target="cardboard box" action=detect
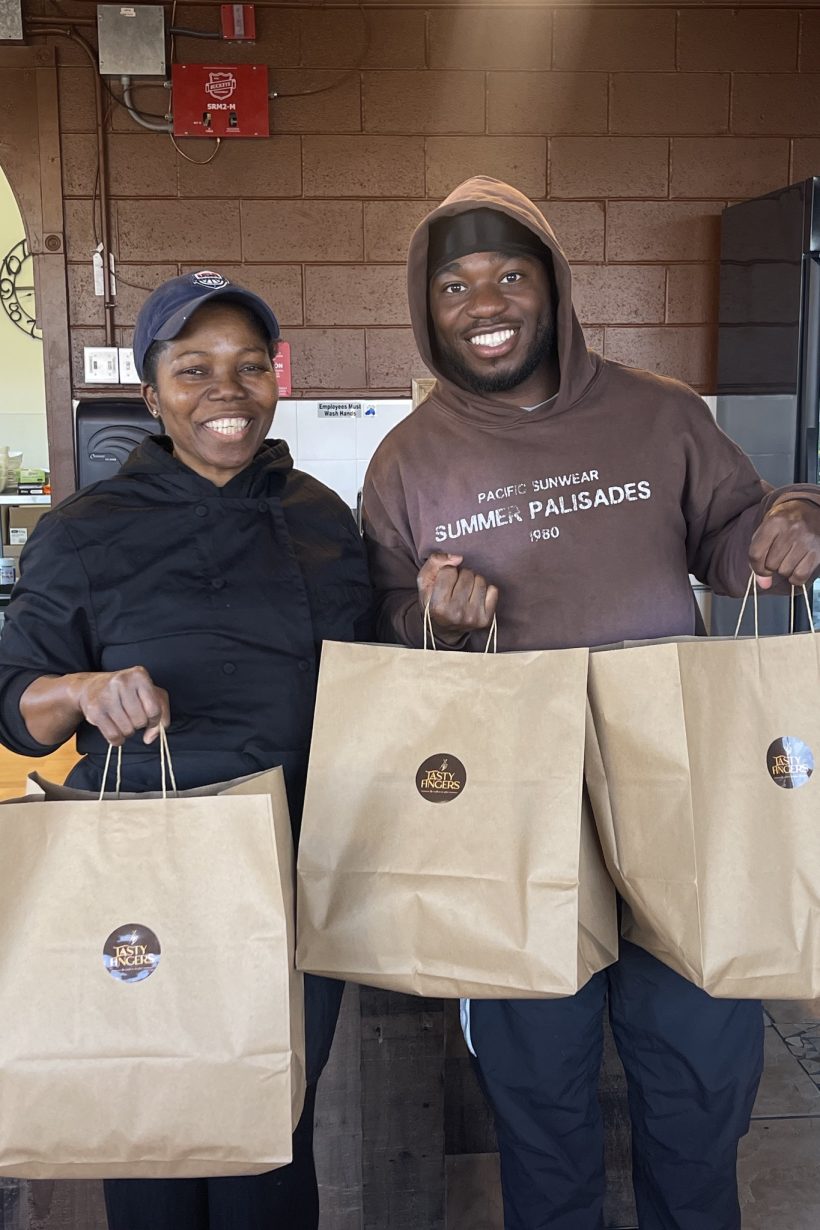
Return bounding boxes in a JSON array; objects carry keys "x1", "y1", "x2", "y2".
[{"x1": 7, "y1": 506, "x2": 47, "y2": 545}]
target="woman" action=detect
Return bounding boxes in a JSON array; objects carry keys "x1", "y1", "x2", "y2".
[{"x1": 0, "y1": 270, "x2": 372, "y2": 1230}]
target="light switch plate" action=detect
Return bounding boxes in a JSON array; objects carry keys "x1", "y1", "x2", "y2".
[
  {"x1": 0, "y1": 0, "x2": 23, "y2": 41},
  {"x1": 118, "y1": 348, "x2": 141, "y2": 384},
  {"x1": 84, "y1": 346, "x2": 119, "y2": 384}
]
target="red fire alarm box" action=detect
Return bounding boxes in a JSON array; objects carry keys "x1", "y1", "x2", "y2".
[
  {"x1": 221, "y1": 4, "x2": 256, "y2": 41},
  {"x1": 172, "y1": 64, "x2": 269, "y2": 138},
  {"x1": 274, "y1": 342, "x2": 292, "y2": 397}
]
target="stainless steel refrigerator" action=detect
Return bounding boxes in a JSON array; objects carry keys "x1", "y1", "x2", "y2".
[{"x1": 714, "y1": 175, "x2": 820, "y2": 635}]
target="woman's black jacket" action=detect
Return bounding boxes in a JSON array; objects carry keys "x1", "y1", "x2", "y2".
[{"x1": 0, "y1": 435, "x2": 374, "y2": 825}]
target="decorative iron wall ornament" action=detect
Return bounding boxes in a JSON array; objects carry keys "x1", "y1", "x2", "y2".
[{"x1": 0, "y1": 237, "x2": 42, "y2": 339}]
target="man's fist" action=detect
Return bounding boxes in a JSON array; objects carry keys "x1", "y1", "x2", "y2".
[
  {"x1": 417, "y1": 552, "x2": 499, "y2": 645},
  {"x1": 749, "y1": 500, "x2": 820, "y2": 590}
]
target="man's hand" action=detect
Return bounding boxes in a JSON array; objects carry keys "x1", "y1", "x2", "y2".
[
  {"x1": 417, "y1": 552, "x2": 499, "y2": 645},
  {"x1": 749, "y1": 500, "x2": 820, "y2": 590}
]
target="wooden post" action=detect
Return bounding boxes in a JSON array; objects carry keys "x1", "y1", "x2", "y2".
[{"x1": 0, "y1": 47, "x2": 73, "y2": 504}]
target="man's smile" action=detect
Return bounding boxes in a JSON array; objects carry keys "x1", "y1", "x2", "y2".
[{"x1": 466, "y1": 326, "x2": 520, "y2": 358}]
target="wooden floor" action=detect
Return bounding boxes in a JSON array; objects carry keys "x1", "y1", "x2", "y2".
[{"x1": 0, "y1": 741, "x2": 78, "y2": 800}]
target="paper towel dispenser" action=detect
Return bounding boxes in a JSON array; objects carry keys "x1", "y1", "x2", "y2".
[{"x1": 75, "y1": 399, "x2": 157, "y2": 489}]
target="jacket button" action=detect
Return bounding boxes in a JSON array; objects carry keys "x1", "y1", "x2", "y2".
[
  {"x1": 298, "y1": 660, "x2": 311, "y2": 672},
  {"x1": 211, "y1": 577, "x2": 225, "y2": 589},
  {"x1": 257, "y1": 500, "x2": 268, "y2": 513},
  {"x1": 195, "y1": 504, "x2": 208, "y2": 517},
  {"x1": 222, "y1": 662, "x2": 236, "y2": 675}
]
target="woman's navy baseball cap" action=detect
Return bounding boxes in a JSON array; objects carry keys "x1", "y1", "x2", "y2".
[{"x1": 132, "y1": 270, "x2": 280, "y2": 379}]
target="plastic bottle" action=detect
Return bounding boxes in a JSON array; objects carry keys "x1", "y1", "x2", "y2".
[{"x1": 0, "y1": 556, "x2": 17, "y2": 596}]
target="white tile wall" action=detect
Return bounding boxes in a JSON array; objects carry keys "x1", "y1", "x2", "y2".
[
  {"x1": 355, "y1": 458, "x2": 371, "y2": 492},
  {"x1": 296, "y1": 400, "x2": 358, "y2": 460},
  {"x1": 269, "y1": 397, "x2": 413, "y2": 509},
  {"x1": 297, "y1": 458, "x2": 360, "y2": 507},
  {"x1": 270, "y1": 398, "x2": 297, "y2": 450},
  {"x1": 355, "y1": 402, "x2": 412, "y2": 458}
]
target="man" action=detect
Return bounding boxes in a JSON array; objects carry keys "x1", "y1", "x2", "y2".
[{"x1": 361, "y1": 176, "x2": 820, "y2": 1230}]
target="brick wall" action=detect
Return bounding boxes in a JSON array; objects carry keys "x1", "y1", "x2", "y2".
[{"x1": 36, "y1": 1, "x2": 820, "y2": 397}]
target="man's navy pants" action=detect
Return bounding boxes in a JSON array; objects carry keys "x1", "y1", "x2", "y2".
[{"x1": 467, "y1": 939, "x2": 764, "y2": 1230}]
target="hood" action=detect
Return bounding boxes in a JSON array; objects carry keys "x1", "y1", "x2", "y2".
[
  {"x1": 116, "y1": 434, "x2": 293, "y2": 499},
  {"x1": 408, "y1": 176, "x2": 599, "y2": 427}
]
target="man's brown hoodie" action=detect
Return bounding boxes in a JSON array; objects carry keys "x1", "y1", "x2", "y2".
[{"x1": 362, "y1": 177, "x2": 817, "y2": 651}]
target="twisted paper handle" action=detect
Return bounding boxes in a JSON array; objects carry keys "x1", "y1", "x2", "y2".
[
  {"x1": 734, "y1": 575, "x2": 814, "y2": 640},
  {"x1": 423, "y1": 602, "x2": 497, "y2": 654},
  {"x1": 98, "y1": 724, "x2": 178, "y2": 801}
]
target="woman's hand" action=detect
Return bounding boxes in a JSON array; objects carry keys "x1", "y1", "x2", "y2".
[
  {"x1": 73, "y1": 668, "x2": 170, "y2": 745},
  {"x1": 20, "y1": 667, "x2": 170, "y2": 748}
]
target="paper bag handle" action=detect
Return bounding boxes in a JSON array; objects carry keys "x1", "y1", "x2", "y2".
[
  {"x1": 98, "y1": 725, "x2": 178, "y2": 801},
  {"x1": 423, "y1": 602, "x2": 497, "y2": 654},
  {"x1": 733, "y1": 574, "x2": 815, "y2": 639}
]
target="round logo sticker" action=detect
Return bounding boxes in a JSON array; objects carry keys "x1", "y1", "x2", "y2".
[
  {"x1": 103, "y1": 924, "x2": 161, "y2": 983},
  {"x1": 415, "y1": 754, "x2": 467, "y2": 803},
  {"x1": 191, "y1": 269, "x2": 228, "y2": 289},
  {"x1": 766, "y1": 737, "x2": 814, "y2": 790}
]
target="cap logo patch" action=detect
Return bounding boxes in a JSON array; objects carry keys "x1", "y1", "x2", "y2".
[{"x1": 191, "y1": 270, "x2": 228, "y2": 288}]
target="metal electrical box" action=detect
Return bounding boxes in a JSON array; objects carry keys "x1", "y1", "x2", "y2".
[
  {"x1": 172, "y1": 64, "x2": 269, "y2": 138},
  {"x1": 0, "y1": 0, "x2": 23, "y2": 42},
  {"x1": 97, "y1": 5, "x2": 166, "y2": 77},
  {"x1": 220, "y1": 4, "x2": 256, "y2": 41}
]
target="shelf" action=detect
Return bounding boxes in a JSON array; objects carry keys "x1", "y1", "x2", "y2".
[{"x1": 0, "y1": 495, "x2": 50, "y2": 505}]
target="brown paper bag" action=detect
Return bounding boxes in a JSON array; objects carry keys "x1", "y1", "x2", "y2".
[
  {"x1": 0, "y1": 765, "x2": 305, "y2": 1179},
  {"x1": 297, "y1": 640, "x2": 617, "y2": 998},
  {"x1": 587, "y1": 629, "x2": 820, "y2": 998}
]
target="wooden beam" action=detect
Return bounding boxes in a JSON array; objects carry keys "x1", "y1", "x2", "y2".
[
  {"x1": 0, "y1": 46, "x2": 74, "y2": 503},
  {"x1": 34, "y1": 53, "x2": 74, "y2": 504}
]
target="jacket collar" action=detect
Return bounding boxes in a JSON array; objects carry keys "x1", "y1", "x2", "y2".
[{"x1": 119, "y1": 435, "x2": 294, "y2": 498}]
